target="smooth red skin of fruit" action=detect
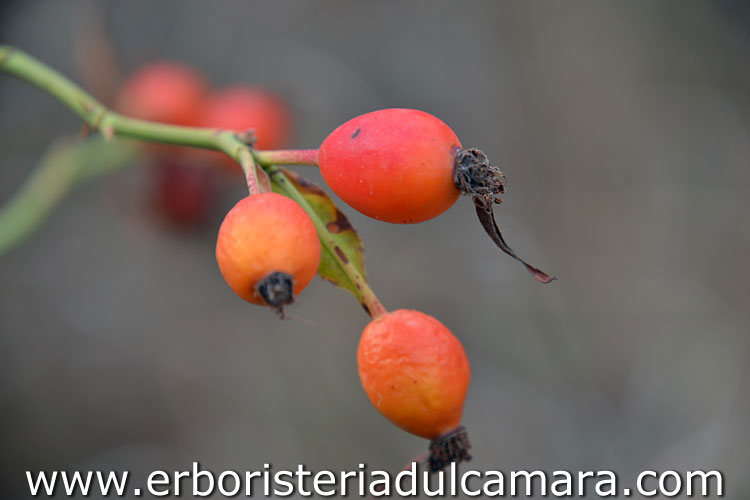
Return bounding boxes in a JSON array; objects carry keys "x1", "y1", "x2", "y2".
[
  {"x1": 116, "y1": 62, "x2": 207, "y2": 126},
  {"x1": 357, "y1": 309, "x2": 470, "y2": 440},
  {"x1": 216, "y1": 193, "x2": 320, "y2": 305},
  {"x1": 318, "y1": 109, "x2": 462, "y2": 224}
]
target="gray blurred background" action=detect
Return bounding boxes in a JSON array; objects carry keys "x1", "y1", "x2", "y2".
[{"x1": 1, "y1": 1, "x2": 748, "y2": 498}]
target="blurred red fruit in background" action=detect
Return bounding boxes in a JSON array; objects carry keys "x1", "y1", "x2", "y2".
[
  {"x1": 151, "y1": 162, "x2": 215, "y2": 228},
  {"x1": 116, "y1": 62, "x2": 216, "y2": 228},
  {"x1": 198, "y1": 86, "x2": 290, "y2": 149},
  {"x1": 196, "y1": 86, "x2": 291, "y2": 171},
  {"x1": 116, "y1": 61, "x2": 207, "y2": 127}
]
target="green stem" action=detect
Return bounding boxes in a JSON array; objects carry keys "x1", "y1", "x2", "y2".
[
  {"x1": 0, "y1": 45, "x2": 260, "y2": 194},
  {"x1": 267, "y1": 165, "x2": 387, "y2": 319}
]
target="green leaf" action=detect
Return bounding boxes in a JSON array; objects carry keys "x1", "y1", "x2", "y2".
[{"x1": 269, "y1": 167, "x2": 367, "y2": 299}]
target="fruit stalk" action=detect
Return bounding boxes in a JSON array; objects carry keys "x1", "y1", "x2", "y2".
[
  {"x1": 254, "y1": 149, "x2": 319, "y2": 167},
  {"x1": 0, "y1": 45, "x2": 262, "y2": 195}
]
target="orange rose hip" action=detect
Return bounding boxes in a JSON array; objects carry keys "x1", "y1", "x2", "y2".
[
  {"x1": 357, "y1": 309, "x2": 471, "y2": 470},
  {"x1": 216, "y1": 193, "x2": 320, "y2": 314}
]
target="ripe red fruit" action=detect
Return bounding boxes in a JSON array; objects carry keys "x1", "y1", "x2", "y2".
[
  {"x1": 116, "y1": 61, "x2": 207, "y2": 126},
  {"x1": 318, "y1": 108, "x2": 462, "y2": 224},
  {"x1": 357, "y1": 309, "x2": 471, "y2": 469},
  {"x1": 318, "y1": 108, "x2": 555, "y2": 283},
  {"x1": 215, "y1": 193, "x2": 320, "y2": 314}
]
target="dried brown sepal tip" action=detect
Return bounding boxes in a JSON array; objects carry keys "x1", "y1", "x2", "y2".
[
  {"x1": 454, "y1": 148, "x2": 506, "y2": 207},
  {"x1": 428, "y1": 426, "x2": 472, "y2": 473},
  {"x1": 256, "y1": 271, "x2": 295, "y2": 318},
  {"x1": 454, "y1": 148, "x2": 556, "y2": 285}
]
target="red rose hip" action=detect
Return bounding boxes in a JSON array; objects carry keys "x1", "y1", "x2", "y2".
[
  {"x1": 318, "y1": 108, "x2": 555, "y2": 283},
  {"x1": 318, "y1": 108, "x2": 462, "y2": 224}
]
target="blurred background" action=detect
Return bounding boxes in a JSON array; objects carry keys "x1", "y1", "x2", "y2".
[{"x1": 1, "y1": 1, "x2": 748, "y2": 498}]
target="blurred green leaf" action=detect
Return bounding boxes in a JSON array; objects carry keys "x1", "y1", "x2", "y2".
[{"x1": 0, "y1": 137, "x2": 137, "y2": 255}]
